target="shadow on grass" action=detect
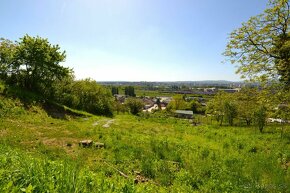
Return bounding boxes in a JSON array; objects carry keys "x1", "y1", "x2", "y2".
[{"x1": 3, "y1": 85, "x2": 91, "y2": 119}]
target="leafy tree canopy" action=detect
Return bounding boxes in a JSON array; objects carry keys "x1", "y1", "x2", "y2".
[
  {"x1": 125, "y1": 86, "x2": 136, "y2": 97},
  {"x1": 0, "y1": 35, "x2": 71, "y2": 97},
  {"x1": 224, "y1": 0, "x2": 290, "y2": 89},
  {"x1": 0, "y1": 38, "x2": 16, "y2": 79},
  {"x1": 15, "y1": 35, "x2": 69, "y2": 91},
  {"x1": 53, "y1": 78, "x2": 114, "y2": 116},
  {"x1": 125, "y1": 98, "x2": 144, "y2": 115}
]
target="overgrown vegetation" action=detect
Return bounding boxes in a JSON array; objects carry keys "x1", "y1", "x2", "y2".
[
  {"x1": 53, "y1": 78, "x2": 114, "y2": 117},
  {"x1": 224, "y1": 0, "x2": 290, "y2": 89},
  {"x1": 0, "y1": 97, "x2": 289, "y2": 192},
  {"x1": 206, "y1": 87, "x2": 289, "y2": 133},
  {"x1": 124, "y1": 98, "x2": 144, "y2": 115},
  {"x1": 166, "y1": 95, "x2": 206, "y2": 114},
  {"x1": 0, "y1": 0, "x2": 289, "y2": 192},
  {"x1": 0, "y1": 36, "x2": 115, "y2": 117}
]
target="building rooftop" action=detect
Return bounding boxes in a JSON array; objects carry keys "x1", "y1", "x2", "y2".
[{"x1": 174, "y1": 110, "x2": 193, "y2": 115}]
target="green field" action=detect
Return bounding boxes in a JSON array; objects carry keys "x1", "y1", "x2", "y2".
[{"x1": 0, "y1": 95, "x2": 289, "y2": 192}]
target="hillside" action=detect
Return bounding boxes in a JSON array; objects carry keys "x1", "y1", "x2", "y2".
[
  {"x1": 0, "y1": 92, "x2": 289, "y2": 192},
  {"x1": 1, "y1": 1, "x2": 290, "y2": 192}
]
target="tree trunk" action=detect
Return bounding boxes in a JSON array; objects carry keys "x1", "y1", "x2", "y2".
[
  {"x1": 220, "y1": 115, "x2": 224, "y2": 126},
  {"x1": 259, "y1": 126, "x2": 263, "y2": 133},
  {"x1": 246, "y1": 119, "x2": 251, "y2": 126}
]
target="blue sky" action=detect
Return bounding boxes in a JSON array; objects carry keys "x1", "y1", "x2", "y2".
[{"x1": 0, "y1": 0, "x2": 268, "y2": 81}]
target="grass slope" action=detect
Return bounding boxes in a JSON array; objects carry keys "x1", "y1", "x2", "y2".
[{"x1": 0, "y1": 94, "x2": 290, "y2": 192}]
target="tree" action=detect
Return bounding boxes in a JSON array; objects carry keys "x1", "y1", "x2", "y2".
[
  {"x1": 206, "y1": 92, "x2": 238, "y2": 126},
  {"x1": 114, "y1": 100, "x2": 127, "y2": 114},
  {"x1": 254, "y1": 106, "x2": 267, "y2": 133},
  {"x1": 73, "y1": 79, "x2": 114, "y2": 116},
  {"x1": 125, "y1": 86, "x2": 136, "y2": 97},
  {"x1": 125, "y1": 98, "x2": 144, "y2": 115},
  {"x1": 190, "y1": 99, "x2": 204, "y2": 114},
  {"x1": 235, "y1": 88, "x2": 259, "y2": 126},
  {"x1": 14, "y1": 35, "x2": 69, "y2": 93},
  {"x1": 269, "y1": 86, "x2": 290, "y2": 137},
  {"x1": 224, "y1": 101, "x2": 237, "y2": 126},
  {"x1": 0, "y1": 38, "x2": 16, "y2": 80},
  {"x1": 0, "y1": 35, "x2": 70, "y2": 97},
  {"x1": 111, "y1": 86, "x2": 119, "y2": 95},
  {"x1": 224, "y1": 0, "x2": 290, "y2": 89},
  {"x1": 167, "y1": 95, "x2": 189, "y2": 111},
  {"x1": 156, "y1": 98, "x2": 161, "y2": 110},
  {"x1": 53, "y1": 78, "x2": 114, "y2": 116},
  {"x1": 206, "y1": 92, "x2": 227, "y2": 126}
]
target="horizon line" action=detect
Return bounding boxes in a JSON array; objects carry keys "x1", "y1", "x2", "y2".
[{"x1": 94, "y1": 80, "x2": 244, "y2": 83}]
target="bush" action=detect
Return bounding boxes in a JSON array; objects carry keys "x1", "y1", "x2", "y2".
[
  {"x1": 125, "y1": 98, "x2": 144, "y2": 115},
  {"x1": 0, "y1": 96, "x2": 25, "y2": 118},
  {"x1": 53, "y1": 78, "x2": 114, "y2": 117}
]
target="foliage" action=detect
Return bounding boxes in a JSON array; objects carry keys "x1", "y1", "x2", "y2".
[
  {"x1": 125, "y1": 86, "x2": 136, "y2": 97},
  {"x1": 254, "y1": 106, "x2": 267, "y2": 132},
  {"x1": 235, "y1": 87, "x2": 259, "y2": 126},
  {"x1": 0, "y1": 38, "x2": 16, "y2": 80},
  {"x1": 0, "y1": 96, "x2": 25, "y2": 118},
  {"x1": 207, "y1": 90, "x2": 264, "y2": 127},
  {"x1": 156, "y1": 98, "x2": 161, "y2": 110},
  {"x1": 224, "y1": 101, "x2": 237, "y2": 126},
  {"x1": 0, "y1": 96, "x2": 289, "y2": 192},
  {"x1": 206, "y1": 92, "x2": 228, "y2": 125},
  {"x1": 190, "y1": 99, "x2": 203, "y2": 114},
  {"x1": 114, "y1": 101, "x2": 128, "y2": 114},
  {"x1": 224, "y1": 0, "x2": 290, "y2": 89},
  {"x1": 53, "y1": 78, "x2": 114, "y2": 117},
  {"x1": 167, "y1": 95, "x2": 190, "y2": 111},
  {"x1": 0, "y1": 35, "x2": 71, "y2": 98},
  {"x1": 125, "y1": 98, "x2": 144, "y2": 115},
  {"x1": 0, "y1": 35, "x2": 118, "y2": 117},
  {"x1": 111, "y1": 86, "x2": 119, "y2": 95},
  {"x1": 0, "y1": 145, "x2": 140, "y2": 193},
  {"x1": 270, "y1": 85, "x2": 290, "y2": 120}
]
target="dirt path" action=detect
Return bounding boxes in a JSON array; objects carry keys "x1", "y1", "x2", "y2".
[
  {"x1": 92, "y1": 121, "x2": 99, "y2": 126},
  {"x1": 103, "y1": 119, "x2": 114, "y2": 128}
]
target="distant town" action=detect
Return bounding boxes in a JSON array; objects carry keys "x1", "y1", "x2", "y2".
[
  {"x1": 98, "y1": 80, "x2": 255, "y2": 95},
  {"x1": 99, "y1": 80, "x2": 257, "y2": 117}
]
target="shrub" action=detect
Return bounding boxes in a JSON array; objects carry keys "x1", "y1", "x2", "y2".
[
  {"x1": 125, "y1": 98, "x2": 144, "y2": 115},
  {"x1": 53, "y1": 78, "x2": 114, "y2": 117}
]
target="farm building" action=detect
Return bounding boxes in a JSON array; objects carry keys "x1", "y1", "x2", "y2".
[{"x1": 174, "y1": 110, "x2": 193, "y2": 119}]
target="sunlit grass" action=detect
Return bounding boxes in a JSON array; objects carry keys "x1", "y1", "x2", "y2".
[{"x1": 0, "y1": 97, "x2": 289, "y2": 192}]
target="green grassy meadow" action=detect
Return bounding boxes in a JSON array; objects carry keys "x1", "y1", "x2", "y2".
[{"x1": 0, "y1": 94, "x2": 290, "y2": 192}]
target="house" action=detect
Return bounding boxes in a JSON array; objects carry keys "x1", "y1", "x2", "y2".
[
  {"x1": 174, "y1": 110, "x2": 193, "y2": 119},
  {"x1": 159, "y1": 97, "x2": 172, "y2": 106},
  {"x1": 143, "y1": 104, "x2": 159, "y2": 112},
  {"x1": 218, "y1": 88, "x2": 241, "y2": 93},
  {"x1": 143, "y1": 97, "x2": 155, "y2": 110}
]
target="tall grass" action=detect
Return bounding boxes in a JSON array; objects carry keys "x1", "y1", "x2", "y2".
[
  {"x1": 0, "y1": 93, "x2": 289, "y2": 192},
  {"x1": 0, "y1": 145, "x2": 144, "y2": 193}
]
